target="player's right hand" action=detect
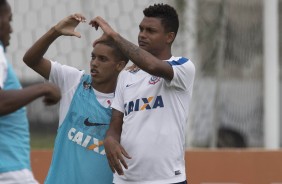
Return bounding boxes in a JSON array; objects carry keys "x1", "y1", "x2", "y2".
[{"x1": 54, "y1": 13, "x2": 86, "y2": 38}]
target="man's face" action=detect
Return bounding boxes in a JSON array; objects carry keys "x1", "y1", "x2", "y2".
[
  {"x1": 0, "y1": 3, "x2": 12, "y2": 49},
  {"x1": 90, "y1": 43, "x2": 123, "y2": 86},
  {"x1": 138, "y1": 17, "x2": 168, "y2": 56}
]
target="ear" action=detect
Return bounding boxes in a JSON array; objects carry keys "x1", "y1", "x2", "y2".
[
  {"x1": 166, "y1": 32, "x2": 176, "y2": 44},
  {"x1": 116, "y1": 61, "x2": 126, "y2": 72}
]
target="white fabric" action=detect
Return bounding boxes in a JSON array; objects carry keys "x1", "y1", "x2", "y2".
[
  {"x1": 0, "y1": 169, "x2": 39, "y2": 184},
  {"x1": 49, "y1": 61, "x2": 115, "y2": 127},
  {"x1": 0, "y1": 45, "x2": 8, "y2": 89},
  {"x1": 111, "y1": 56, "x2": 195, "y2": 184}
]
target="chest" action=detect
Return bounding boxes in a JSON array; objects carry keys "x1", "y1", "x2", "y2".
[{"x1": 123, "y1": 72, "x2": 164, "y2": 97}]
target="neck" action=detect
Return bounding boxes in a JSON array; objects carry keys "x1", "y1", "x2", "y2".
[
  {"x1": 91, "y1": 80, "x2": 117, "y2": 94},
  {"x1": 155, "y1": 52, "x2": 172, "y2": 61},
  {"x1": 153, "y1": 47, "x2": 172, "y2": 60}
]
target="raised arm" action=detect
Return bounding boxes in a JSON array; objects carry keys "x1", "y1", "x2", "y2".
[
  {"x1": 104, "y1": 109, "x2": 131, "y2": 175},
  {"x1": 0, "y1": 83, "x2": 61, "y2": 116},
  {"x1": 89, "y1": 16, "x2": 174, "y2": 80},
  {"x1": 23, "y1": 14, "x2": 86, "y2": 80}
]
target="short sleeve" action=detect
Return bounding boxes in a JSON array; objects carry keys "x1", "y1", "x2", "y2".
[
  {"x1": 49, "y1": 60, "x2": 84, "y2": 94},
  {"x1": 166, "y1": 57, "x2": 195, "y2": 92}
]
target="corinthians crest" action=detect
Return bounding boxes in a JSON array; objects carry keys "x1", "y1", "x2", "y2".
[{"x1": 149, "y1": 76, "x2": 160, "y2": 85}]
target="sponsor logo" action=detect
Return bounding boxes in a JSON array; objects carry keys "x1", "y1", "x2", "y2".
[
  {"x1": 126, "y1": 83, "x2": 134, "y2": 87},
  {"x1": 175, "y1": 170, "x2": 181, "y2": 175},
  {"x1": 129, "y1": 68, "x2": 140, "y2": 74},
  {"x1": 84, "y1": 118, "x2": 107, "y2": 127},
  {"x1": 68, "y1": 127, "x2": 105, "y2": 155},
  {"x1": 124, "y1": 95, "x2": 164, "y2": 116}
]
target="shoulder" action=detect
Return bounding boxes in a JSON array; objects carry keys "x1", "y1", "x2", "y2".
[
  {"x1": 169, "y1": 56, "x2": 195, "y2": 70},
  {"x1": 167, "y1": 56, "x2": 192, "y2": 66},
  {"x1": 119, "y1": 68, "x2": 142, "y2": 77}
]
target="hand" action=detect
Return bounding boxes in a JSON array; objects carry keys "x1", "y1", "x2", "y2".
[
  {"x1": 104, "y1": 136, "x2": 131, "y2": 175},
  {"x1": 42, "y1": 83, "x2": 61, "y2": 106},
  {"x1": 54, "y1": 13, "x2": 86, "y2": 38},
  {"x1": 89, "y1": 16, "x2": 117, "y2": 46}
]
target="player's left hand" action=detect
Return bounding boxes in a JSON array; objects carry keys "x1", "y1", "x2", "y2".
[{"x1": 89, "y1": 16, "x2": 117, "y2": 46}]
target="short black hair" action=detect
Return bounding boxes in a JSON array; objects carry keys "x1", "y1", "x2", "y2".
[
  {"x1": 0, "y1": 0, "x2": 9, "y2": 16},
  {"x1": 95, "y1": 40, "x2": 129, "y2": 64},
  {"x1": 0, "y1": 0, "x2": 7, "y2": 6},
  {"x1": 143, "y1": 3, "x2": 179, "y2": 35}
]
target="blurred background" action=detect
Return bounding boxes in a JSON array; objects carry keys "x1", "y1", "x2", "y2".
[{"x1": 6, "y1": 0, "x2": 281, "y2": 149}]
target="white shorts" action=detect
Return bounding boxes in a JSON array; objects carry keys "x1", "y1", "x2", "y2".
[{"x1": 0, "y1": 169, "x2": 39, "y2": 184}]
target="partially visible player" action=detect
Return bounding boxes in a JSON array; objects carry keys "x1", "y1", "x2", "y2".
[
  {"x1": 23, "y1": 14, "x2": 128, "y2": 184},
  {"x1": 0, "y1": 0, "x2": 61, "y2": 183},
  {"x1": 90, "y1": 3, "x2": 195, "y2": 184}
]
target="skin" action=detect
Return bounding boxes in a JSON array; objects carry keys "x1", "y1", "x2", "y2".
[
  {"x1": 23, "y1": 14, "x2": 126, "y2": 94},
  {"x1": 90, "y1": 43, "x2": 126, "y2": 93},
  {"x1": 0, "y1": 2, "x2": 61, "y2": 116},
  {"x1": 0, "y1": 83, "x2": 61, "y2": 116},
  {"x1": 89, "y1": 15, "x2": 177, "y2": 175},
  {"x1": 0, "y1": 2, "x2": 12, "y2": 49}
]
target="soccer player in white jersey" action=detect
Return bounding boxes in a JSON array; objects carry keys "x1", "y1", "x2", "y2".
[
  {"x1": 23, "y1": 14, "x2": 128, "y2": 183},
  {"x1": 90, "y1": 3, "x2": 195, "y2": 184}
]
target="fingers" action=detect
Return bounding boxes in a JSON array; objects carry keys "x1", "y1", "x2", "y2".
[
  {"x1": 73, "y1": 31, "x2": 81, "y2": 38},
  {"x1": 112, "y1": 154, "x2": 125, "y2": 175},
  {"x1": 73, "y1": 13, "x2": 86, "y2": 23},
  {"x1": 43, "y1": 97, "x2": 59, "y2": 106},
  {"x1": 105, "y1": 147, "x2": 125, "y2": 175},
  {"x1": 104, "y1": 138, "x2": 131, "y2": 175},
  {"x1": 89, "y1": 16, "x2": 101, "y2": 30},
  {"x1": 42, "y1": 83, "x2": 61, "y2": 106}
]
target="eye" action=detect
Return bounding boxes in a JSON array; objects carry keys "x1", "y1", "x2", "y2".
[
  {"x1": 99, "y1": 56, "x2": 107, "y2": 62},
  {"x1": 147, "y1": 28, "x2": 155, "y2": 33},
  {"x1": 91, "y1": 54, "x2": 96, "y2": 60}
]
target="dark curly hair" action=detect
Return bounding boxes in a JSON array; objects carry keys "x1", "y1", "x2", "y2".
[
  {"x1": 95, "y1": 40, "x2": 129, "y2": 64},
  {"x1": 0, "y1": 0, "x2": 8, "y2": 16},
  {"x1": 143, "y1": 3, "x2": 179, "y2": 36},
  {"x1": 0, "y1": 0, "x2": 7, "y2": 8}
]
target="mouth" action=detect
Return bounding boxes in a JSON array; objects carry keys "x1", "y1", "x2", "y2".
[
  {"x1": 138, "y1": 41, "x2": 147, "y2": 47},
  {"x1": 90, "y1": 69, "x2": 98, "y2": 76}
]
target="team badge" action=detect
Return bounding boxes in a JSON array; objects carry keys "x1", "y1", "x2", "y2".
[
  {"x1": 83, "y1": 81, "x2": 91, "y2": 89},
  {"x1": 149, "y1": 76, "x2": 160, "y2": 85}
]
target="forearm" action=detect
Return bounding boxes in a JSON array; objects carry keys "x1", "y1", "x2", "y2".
[
  {"x1": 106, "y1": 120, "x2": 122, "y2": 143},
  {"x1": 0, "y1": 84, "x2": 51, "y2": 116},
  {"x1": 111, "y1": 33, "x2": 159, "y2": 74},
  {"x1": 106, "y1": 109, "x2": 124, "y2": 142},
  {"x1": 23, "y1": 27, "x2": 61, "y2": 67}
]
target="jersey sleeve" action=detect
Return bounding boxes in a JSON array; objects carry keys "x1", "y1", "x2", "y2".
[
  {"x1": 166, "y1": 57, "x2": 195, "y2": 93},
  {"x1": 0, "y1": 46, "x2": 7, "y2": 89},
  {"x1": 49, "y1": 60, "x2": 84, "y2": 94},
  {"x1": 111, "y1": 70, "x2": 127, "y2": 113}
]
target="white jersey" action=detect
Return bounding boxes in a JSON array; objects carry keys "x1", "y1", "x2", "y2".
[{"x1": 111, "y1": 56, "x2": 195, "y2": 184}]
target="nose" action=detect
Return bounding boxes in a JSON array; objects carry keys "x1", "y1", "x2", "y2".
[
  {"x1": 90, "y1": 58, "x2": 98, "y2": 67},
  {"x1": 138, "y1": 31, "x2": 146, "y2": 39}
]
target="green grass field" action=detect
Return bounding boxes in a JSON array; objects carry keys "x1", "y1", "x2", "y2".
[{"x1": 30, "y1": 131, "x2": 56, "y2": 149}]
